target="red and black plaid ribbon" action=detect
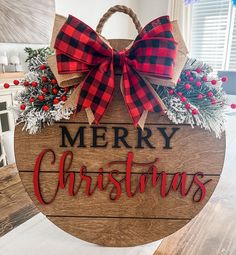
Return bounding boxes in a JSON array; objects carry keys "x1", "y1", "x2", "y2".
[{"x1": 55, "y1": 15, "x2": 177, "y2": 127}]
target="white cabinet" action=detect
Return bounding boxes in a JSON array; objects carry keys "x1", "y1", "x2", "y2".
[{"x1": 0, "y1": 78, "x2": 24, "y2": 166}]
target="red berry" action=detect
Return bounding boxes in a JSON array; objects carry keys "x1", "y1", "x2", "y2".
[
  {"x1": 64, "y1": 87, "x2": 69, "y2": 92},
  {"x1": 51, "y1": 79, "x2": 57, "y2": 85},
  {"x1": 53, "y1": 98, "x2": 60, "y2": 105},
  {"x1": 13, "y1": 80, "x2": 20, "y2": 85},
  {"x1": 221, "y1": 76, "x2": 228, "y2": 83},
  {"x1": 4, "y1": 83, "x2": 10, "y2": 89},
  {"x1": 52, "y1": 88, "x2": 58, "y2": 94},
  {"x1": 230, "y1": 104, "x2": 236, "y2": 109},
  {"x1": 20, "y1": 104, "x2": 26, "y2": 110},
  {"x1": 29, "y1": 97, "x2": 35, "y2": 103},
  {"x1": 61, "y1": 95, "x2": 67, "y2": 102},
  {"x1": 168, "y1": 89, "x2": 174, "y2": 95},
  {"x1": 42, "y1": 76, "x2": 48, "y2": 83},
  {"x1": 42, "y1": 88, "x2": 48, "y2": 93},
  {"x1": 186, "y1": 71, "x2": 191, "y2": 77},
  {"x1": 181, "y1": 96, "x2": 187, "y2": 103},
  {"x1": 196, "y1": 68, "x2": 202, "y2": 73},
  {"x1": 207, "y1": 91, "x2": 213, "y2": 98},
  {"x1": 24, "y1": 81, "x2": 30, "y2": 87},
  {"x1": 177, "y1": 92, "x2": 183, "y2": 97},
  {"x1": 211, "y1": 80, "x2": 217, "y2": 85},
  {"x1": 38, "y1": 95, "x2": 45, "y2": 101},
  {"x1": 189, "y1": 77, "x2": 194, "y2": 82},
  {"x1": 202, "y1": 77, "x2": 208, "y2": 82},
  {"x1": 211, "y1": 99, "x2": 217, "y2": 105},
  {"x1": 192, "y1": 109, "x2": 199, "y2": 115},
  {"x1": 197, "y1": 94, "x2": 203, "y2": 100},
  {"x1": 185, "y1": 103, "x2": 191, "y2": 110},
  {"x1": 43, "y1": 105, "x2": 50, "y2": 111},
  {"x1": 40, "y1": 65, "x2": 46, "y2": 70},
  {"x1": 185, "y1": 83, "x2": 191, "y2": 90},
  {"x1": 31, "y1": 81, "x2": 38, "y2": 87},
  {"x1": 196, "y1": 81, "x2": 202, "y2": 87},
  {"x1": 178, "y1": 78, "x2": 182, "y2": 83}
]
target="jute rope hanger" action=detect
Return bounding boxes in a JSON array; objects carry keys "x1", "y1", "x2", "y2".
[
  {"x1": 96, "y1": 5, "x2": 143, "y2": 35},
  {"x1": 96, "y1": 5, "x2": 187, "y2": 57}
]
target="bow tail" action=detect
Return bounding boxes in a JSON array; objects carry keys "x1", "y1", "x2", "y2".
[
  {"x1": 121, "y1": 64, "x2": 166, "y2": 129},
  {"x1": 77, "y1": 64, "x2": 115, "y2": 125}
]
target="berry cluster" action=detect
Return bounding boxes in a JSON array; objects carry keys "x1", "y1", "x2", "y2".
[
  {"x1": 167, "y1": 67, "x2": 232, "y2": 113},
  {"x1": 4, "y1": 64, "x2": 70, "y2": 113}
]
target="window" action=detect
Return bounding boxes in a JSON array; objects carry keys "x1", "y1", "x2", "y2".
[
  {"x1": 190, "y1": 0, "x2": 236, "y2": 71},
  {"x1": 228, "y1": 10, "x2": 236, "y2": 69}
]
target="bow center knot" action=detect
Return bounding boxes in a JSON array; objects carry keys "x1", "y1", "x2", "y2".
[{"x1": 113, "y1": 50, "x2": 126, "y2": 68}]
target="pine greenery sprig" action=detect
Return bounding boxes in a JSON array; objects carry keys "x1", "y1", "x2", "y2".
[
  {"x1": 155, "y1": 58, "x2": 227, "y2": 138},
  {"x1": 25, "y1": 47, "x2": 54, "y2": 72},
  {"x1": 12, "y1": 47, "x2": 73, "y2": 134}
]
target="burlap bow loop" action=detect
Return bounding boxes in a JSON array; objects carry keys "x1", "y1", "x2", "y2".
[{"x1": 48, "y1": 6, "x2": 188, "y2": 128}]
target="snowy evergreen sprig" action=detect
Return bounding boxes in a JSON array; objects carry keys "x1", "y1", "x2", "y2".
[
  {"x1": 25, "y1": 47, "x2": 54, "y2": 72},
  {"x1": 155, "y1": 59, "x2": 227, "y2": 138},
  {"x1": 12, "y1": 102, "x2": 73, "y2": 134},
  {"x1": 10, "y1": 47, "x2": 73, "y2": 134}
]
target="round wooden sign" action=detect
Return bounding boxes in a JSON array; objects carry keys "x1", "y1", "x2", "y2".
[{"x1": 15, "y1": 83, "x2": 225, "y2": 247}]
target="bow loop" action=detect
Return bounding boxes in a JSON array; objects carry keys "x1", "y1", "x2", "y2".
[
  {"x1": 135, "y1": 16, "x2": 174, "y2": 41},
  {"x1": 126, "y1": 37, "x2": 177, "y2": 79},
  {"x1": 55, "y1": 15, "x2": 112, "y2": 70},
  {"x1": 126, "y1": 16, "x2": 178, "y2": 79}
]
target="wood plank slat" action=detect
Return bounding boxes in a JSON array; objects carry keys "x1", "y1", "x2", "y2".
[
  {"x1": 15, "y1": 122, "x2": 225, "y2": 174},
  {"x1": 48, "y1": 216, "x2": 190, "y2": 247},
  {"x1": 19, "y1": 172, "x2": 220, "y2": 219}
]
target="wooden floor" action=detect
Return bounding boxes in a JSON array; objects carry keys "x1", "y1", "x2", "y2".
[{"x1": 0, "y1": 164, "x2": 38, "y2": 237}]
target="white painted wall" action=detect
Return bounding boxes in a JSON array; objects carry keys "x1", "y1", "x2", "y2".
[
  {"x1": 55, "y1": 0, "x2": 169, "y2": 39},
  {"x1": 135, "y1": 0, "x2": 170, "y2": 25},
  {"x1": 56, "y1": 0, "x2": 138, "y2": 39},
  {"x1": 0, "y1": 0, "x2": 169, "y2": 71}
]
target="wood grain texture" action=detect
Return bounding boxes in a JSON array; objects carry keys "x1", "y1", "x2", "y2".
[
  {"x1": 0, "y1": 164, "x2": 38, "y2": 236},
  {"x1": 0, "y1": 0, "x2": 55, "y2": 43},
  {"x1": 15, "y1": 79, "x2": 226, "y2": 247},
  {"x1": 48, "y1": 217, "x2": 190, "y2": 247},
  {"x1": 20, "y1": 172, "x2": 220, "y2": 219}
]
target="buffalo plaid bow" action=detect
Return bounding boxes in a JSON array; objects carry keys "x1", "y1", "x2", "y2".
[{"x1": 55, "y1": 15, "x2": 177, "y2": 127}]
